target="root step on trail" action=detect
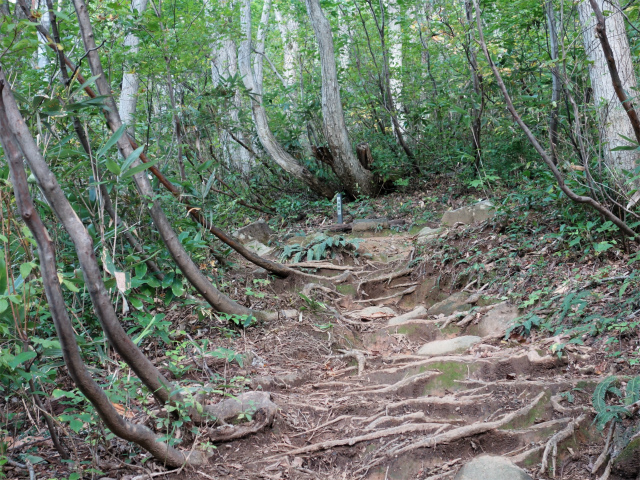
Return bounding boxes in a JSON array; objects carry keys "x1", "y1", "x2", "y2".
[{"x1": 217, "y1": 223, "x2": 603, "y2": 480}]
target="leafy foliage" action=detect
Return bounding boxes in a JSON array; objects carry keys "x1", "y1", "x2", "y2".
[{"x1": 280, "y1": 234, "x2": 362, "y2": 263}]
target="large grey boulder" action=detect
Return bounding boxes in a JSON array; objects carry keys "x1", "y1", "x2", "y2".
[
  {"x1": 352, "y1": 218, "x2": 390, "y2": 232},
  {"x1": 454, "y1": 455, "x2": 533, "y2": 480},
  {"x1": 417, "y1": 335, "x2": 481, "y2": 356},
  {"x1": 428, "y1": 292, "x2": 472, "y2": 316},
  {"x1": 442, "y1": 200, "x2": 495, "y2": 226},
  {"x1": 233, "y1": 219, "x2": 273, "y2": 244}
]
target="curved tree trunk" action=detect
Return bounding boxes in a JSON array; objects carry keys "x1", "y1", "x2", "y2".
[
  {"x1": 0, "y1": 84, "x2": 208, "y2": 468},
  {"x1": 17, "y1": 0, "x2": 310, "y2": 279},
  {"x1": 118, "y1": 0, "x2": 148, "y2": 136},
  {"x1": 238, "y1": 0, "x2": 337, "y2": 199},
  {"x1": 304, "y1": 0, "x2": 378, "y2": 198},
  {"x1": 578, "y1": 0, "x2": 639, "y2": 177}
]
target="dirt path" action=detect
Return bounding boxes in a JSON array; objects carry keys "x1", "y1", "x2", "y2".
[{"x1": 204, "y1": 226, "x2": 607, "y2": 480}]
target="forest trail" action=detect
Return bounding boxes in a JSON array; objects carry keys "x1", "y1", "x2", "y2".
[{"x1": 202, "y1": 206, "x2": 609, "y2": 480}]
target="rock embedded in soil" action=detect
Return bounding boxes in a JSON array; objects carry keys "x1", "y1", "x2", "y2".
[
  {"x1": 441, "y1": 200, "x2": 495, "y2": 226},
  {"x1": 454, "y1": 455, "x2": 533, "y2": 480},
  {"x1": 352, "y1": 306, "x2": 396, "y2": 320},
  {"x1": 474, "y1": 303, "x2": 520, "y2": 337},
  {"x1": 416, "y1": 226, "x2": 443, "y2": 244},
  {"x1": 245, "y1": 239, "x2": 274, "y2": 256},
  {"x1": 233, "y1": 219, "x2": 273, "y2": 244},
  {"x1": 352, "y1": 218, "x2": 390, "y2": 232},
  {"x1": 417, "y1": 335, "x2": 481, "y2": 356},
  {"x1": 428, "y1": 292, "x2": 472, "y2": 316}
]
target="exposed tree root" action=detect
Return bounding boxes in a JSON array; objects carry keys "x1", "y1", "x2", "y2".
[
  {"x1": 302, "y1": 283, "x2": 343, "y2": 298},
  {"x1": 539, "y1": 413, "x2": 586, "y2": 477},
  {"x1": 364, "y1": 412, "x2": 456, "y2": 430},
  {"x1": 349, "y1": 370, "x2": 441, "y2": 394},
  {"x1": 354, "y1": 285, "x2": 417, "y2": 304},
  {"x1": 384, "y1": 393, "x2": 493, "y2": 415},
  {"x1": 592, "y1": 421, "x2": 615, "y2": 474},
  {"x1": 271, "y1": 422, "x2": 448, "y2": 458},
  {"x1": 332, "y1": 349, "x2": 367, "y2": 375},
  {"x1": 439, "y1": 311, "x2": 467, "y2": 329},
  {"x1": 290, "y1": 262, "x2": 355, "y2": 271},
  {"x1": 388, "y1": 306, "x2": 428, "y2": 323},
  {"x1": 358, "y1": 267, "x2": 413, "y2": 292},
  {"x1": 380, "y1": 392, "x2": 546, "y2": 459}
]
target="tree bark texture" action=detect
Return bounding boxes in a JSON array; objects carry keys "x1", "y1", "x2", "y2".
[
  {"x1": 305, "y1": 0, "x2": 378, "y2": 198},
  {"x1": 578, "y1": 0, "x2": 639, "y2": 173},
  {"x1": 472, "y1": 0, "x2": 636, "y2": 238},
  {"x1": 0, "y1": 79, "x2": 208, "y2": 468},
  {"x1": 118, "y1": 0, "x2": 148, "y2": 136},
  {"x1": 71, "y1": 0, "x2": 271, "y2": 321},
  {"x1": 238, "y1": 0, "x2": 337, "y2": 199}
]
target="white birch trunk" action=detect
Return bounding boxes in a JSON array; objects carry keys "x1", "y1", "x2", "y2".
[
  {"x1": 238, "y1": 0, "x2": 336, "y2": 198},
  {"x1": 578, "y1": 0, "x2": 639, "y2": 174},
  {"x1": 274, "y1": 6, "x2": 299, "y2": 87},
  {"x1": 211, "y1": 38, "x2": 254, "y2": 174},
  {"x1": 388, "y1": 0, "x2": 402, "y2": 116},
  {"x1": 304, "y1": 0, "x2": 376, "y2": 197},
  {"x1": 118, "y1": 0, "x2": 149, "y2": 136}
]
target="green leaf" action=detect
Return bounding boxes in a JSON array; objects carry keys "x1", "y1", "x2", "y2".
[
  {"x1": 135, "y1": 263, "x2": 148, "y2": 278},
  {"x1": 120, "y1": 146, "x2": 145, "y2": 174},
  {"x1": 171, "y1": 281, "x2": 185, "y2": 297},
  {"x1": 0, "y1": 298, "x2": 8, "y2": 314},
  {"x1": 0, "y1": 253, "x2": 6, "y2": 294},
  {"x1": 121, "y1": 157, "x2": 160, "y2": 179},
  {"x1": 8, "y1": 350, "x2": 37, "y2": 369},
  {"x1": 105, "y1": 158, "x2": 121, "y2": 175},
  {"x1": 20, "y1": 262, "x2": 33, "y2": 279},
  {"x1": 593, "y1": 376, "x2": 618, "y2": 413},
  {"x1": 96, "y1": 124, "x2": 126, "y2": 158},
  {"x1": 626, "y1": 377, "x2": 640, "y2": 405},
  {"x1": 69, "y1": 418, "x2": 84, "y2": 433}
]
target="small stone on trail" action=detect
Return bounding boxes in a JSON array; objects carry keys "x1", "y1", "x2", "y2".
[
  {"x1": 428, "y1": 292, "x2": 472, "y2": 316},
  {"x1": 233, "y1": 219, "x2": 273, "y2": 244},
  {"x1": 441, "y1": 200, "x2": 495, "y2": 227},
  {"x1": 417, "y1": 335, "x2": 481, "y2": 356},
  {"x1": 454, "y1": 455, "x2": 533, "y2": 480},
  {"x1": 352, "y1": 218, "x2": 390, "y2": 232}
]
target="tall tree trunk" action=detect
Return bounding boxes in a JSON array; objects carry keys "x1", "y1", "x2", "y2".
[
  {"x1": 118, "y1": 0, "x2": 148, "y2": 136},
  {"x1": 464, "y1": 0, "x2": 483, "y2": 169},
  {"x1": 374, "y1": 0, "x2": 415, "y2": 164},
  {"x1": 305, "y1": 0, "x2": 378, "y2": 198},
  {"x1": 71, "y1": 0, "x2": 270, "y2": 321},
  {"x1": 0, "y1": 91, "x2": 208, "y2": 467},
  {"x1": 274, "y1": 5, "x2": 299, "y2": 88},
  {"x1": 546, "y1": 0, "x2": 561, "y2": 165},
  {"x1": 578, "y1": 0, "x2": 638, "y2": 177},
  {"x1": 238, "y1": 0, "x2": 337, "y2": 198}
]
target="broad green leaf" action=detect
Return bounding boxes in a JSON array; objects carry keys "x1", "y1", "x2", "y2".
[
  {"x1": 8, "y1": 350, "x2": 37, "y2": 369},
  {"x1": 121, "y1": 157, "x2": 160, "y2": 179},
  {"x1": 20, "y1": 262, "x2": 34, "y2": 279},
  {"x1": 120, "y1": 146, "x2": 145, "y2": 173},
  {"x1": 96, "y1": 124, "x2": 126, "y2": 158},
  {"x1": 105, "y1": 158, "x2": 121, "y2": 175}
]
